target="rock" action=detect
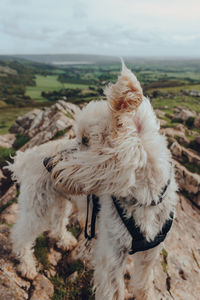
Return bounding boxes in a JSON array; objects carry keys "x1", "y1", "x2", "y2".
[
  {"x1": 195, "y1": 136, "x2": 200, "y2": 145},
  {"x1": 171, "y1": 141, "x2": 200, "y2": 167},
  {"x1": 161, "y1": 127, "x2": 189, "y2": 145},
  {"x1": 0, "y1": 202, "x2": 18, "y2": 224},
  {"x1": 48, "y1": 248, "x2": 62, "y2": 266},
  {"x1": 155, "y1": 109, "x2": 165, "y2": 119},
  {"x1": 174, "y1": 160, "x2": 200, "y2": 207},
  {"x1": 189, "y1": 136, "x2": 200, "y2": 153},
  {"x1": 67, "y1": 271, "x2": 78, "y2": 283},
  {"x1": 194, "y1": 116, "x2": 200, "y2": 128},
  {"x1": 10, "y1": 109, "x2": 41, "y2": 134},
  {"x1": 153, "y1": 195, "x2": 200, "y2": 300},
  {"x1": 159, "y1": 119, "x2": 167, "y2": 127},
  {"x1": 0, "y1": 225, "x2": 30, "y2": 300},
  {"x1": 0, "y1": 134, "x2": 16, "y2": 149},
  {"x1": 9, "y1": 101, "x2": 80, "y2": 150},
  {"x1": 173, "y1": 108, "x2": 196, "y2": 122},
  {"x1": 174, "y1": 123, "x2": 185, "y2": 133},
  {"x1": 30, "y1": 274, "x2": 54, "y2": 300},
  {"x1": 0, "y1": 266, "x2": 29, "y2": 300},
  {"x1": 0, "y1": 185, "x2": 17, "y2": 208}
]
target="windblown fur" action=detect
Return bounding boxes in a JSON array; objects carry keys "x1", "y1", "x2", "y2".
[{"x1": 8, "y1": 63, "x2": 177, "y2": 300}]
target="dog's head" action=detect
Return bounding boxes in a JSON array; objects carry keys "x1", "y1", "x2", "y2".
[{"x1": 44, "y1": 64, "x2": 149, "y2": 197}]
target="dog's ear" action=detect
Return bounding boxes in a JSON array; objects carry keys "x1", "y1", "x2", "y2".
[{"x1": 104, "y1": 60, "x2": 143, "y2": 114}]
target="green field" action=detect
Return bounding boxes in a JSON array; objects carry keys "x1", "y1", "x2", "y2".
[{"x1": 26, "y1": 75, "x2": 90, "y2": 101}]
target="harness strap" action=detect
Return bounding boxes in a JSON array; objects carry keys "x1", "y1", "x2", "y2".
[
  {"x1": 112, "y1": 196, "x2": 174, "y2": 254},
  {"x1": 84, "y1": 194, "x2": 100, "y2": 240}
]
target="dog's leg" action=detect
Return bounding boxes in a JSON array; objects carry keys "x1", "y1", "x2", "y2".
[
  {"x1": 49, "y1": 199, "x2": 77, "y2": 251},
  {"x1": 93, "y1": 233, "x2": 127, "y2": 300},
  {"x1": 131, "y1": 245, "x2": 161, "y2": 300},
  {"x1": 11, "y1": 211, "x2": 44, "y2": 280},
  {"x1": 93, "y1": 201, "x2": 129, "y2": 300}
]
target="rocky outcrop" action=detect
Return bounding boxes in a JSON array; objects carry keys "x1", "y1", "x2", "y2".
[
  {"x1": 0, "y1": 101, "x2": 200, "y2": 299},
  {"x1": 174, "y1": 160, "x2": 200, "y2": 207},
  {"x1": 161, "y1": 126, "x2": 189, "y2": 145},
  {"x1": 194, "y1": 116, "x2": 200, "y2": 128},
  {"x1": 10, "y1": 100, "x2": 80, "y2": 150},
  {"x1": 171, "y1": 141, "x2": 200, "y2": 167},
  {"x1": 0, "y1": 133, "x2": 16, "y2": 149},
  {"x1": 173, "y1": 107, "x2": 197, "y2": 122}
]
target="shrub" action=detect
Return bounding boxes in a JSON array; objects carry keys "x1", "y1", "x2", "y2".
[
  {"x1": 0, "y1": 147, "x2": 15, "y2": 168},
  {"x1": 185, "y1": 117, "x2": 195, "y2": 128},
  {"x1": 13, "y1": 133, "x2": 30, "y2": 150}
]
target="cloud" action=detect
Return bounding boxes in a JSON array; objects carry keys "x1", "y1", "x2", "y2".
[{"x1": 0, "y1": 0, "x2": 200, "y2": 56}]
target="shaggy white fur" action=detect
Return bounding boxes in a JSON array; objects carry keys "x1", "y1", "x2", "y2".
[{"x1": 8, "y1": 64, "x2": 177, "y2": 300}]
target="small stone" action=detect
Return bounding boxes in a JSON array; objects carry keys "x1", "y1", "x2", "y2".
[
  {"x1": 0, "y1": 202, "x2": 18, "y2": 224},
  {"x1": 48, "y1": 248, "x2": 62, "y2": 266},
  {"x1": 0, "y1": 185, "x2": 17, "y2": 208},
  {"x1": 67, "y1": 271, "x2": 78, "y2": 283},
  {"x1": 31, "y1": 274, "x2": 54, "y2": 300},
  {"x1": 0, "y1": 134, "x2": 16, "y2": 149}
]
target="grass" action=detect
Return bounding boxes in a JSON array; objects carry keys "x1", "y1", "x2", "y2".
[
  {"x1": 52, "y1": 130, "x2": 67, "y2": 140},
  {"x1": 148, "y1": 84, "x2": 200, "y2": 94},
  {"x1": 181, "y1": 154, "x2": 200, "y2": 175},
  {"x1": 0, "y1": 147, "x2": 15, "y2": 168},
  {"x1": 26, "y1": 75, "x2": 89, "y2": 101},
  {"x1": 161, "y1": 248, "x2": 168, "y2": 274},
  {"x1": 13, "y1": 133, "x2": 30, "y2": 149},
  {"x1": 152, "y1": 95, "x2": 200, "y2": 114},
  {"x1": 51, "y1": 260, "x2": 94, "y2": 300},
  {"x1": 34, "y1": 234, "x2": 50, "y2": 269},
  {"x1": 192, "y1": 250, "x2": 200, "y2": 269}
]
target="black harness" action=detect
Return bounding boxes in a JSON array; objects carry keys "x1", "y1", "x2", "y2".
[{"x1": 84, "y1": 180, "x2": 174, "y2": 254}]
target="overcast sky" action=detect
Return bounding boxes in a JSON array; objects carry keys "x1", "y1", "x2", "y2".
[{"x1": 0, "y1": 0, "x2": 200, "y2": 57}]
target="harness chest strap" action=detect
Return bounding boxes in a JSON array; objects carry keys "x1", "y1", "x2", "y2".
[
  {"x1": 112, "y1": 196, "x2": 174, "y2": 254},
  {"x1": 84, "y1": 192, "x2": 174, "y2": 255}
]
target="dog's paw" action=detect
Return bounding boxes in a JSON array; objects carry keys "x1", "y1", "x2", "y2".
[
  {"x1": 17, "y1": 261, "x2": 37, "y2": 280},
  {"x1": 56, "y1": 232, "x2": 78, "y2": 251}
]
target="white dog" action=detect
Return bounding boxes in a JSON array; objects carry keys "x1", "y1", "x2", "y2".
[{"x1": 8, "y1": 63, "x2": 177, "y2": 300}]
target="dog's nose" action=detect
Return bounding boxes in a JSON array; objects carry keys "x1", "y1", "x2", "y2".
[{"x1": 43, "y1": 157, "x2": 53, "y2": 172}]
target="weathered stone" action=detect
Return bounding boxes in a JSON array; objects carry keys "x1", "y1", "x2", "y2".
[
  {"x1": 21, "y1": 112, "x2": 74, "y2": 150},
  {"x1": 153, "y1": 195, "x2": 200, "y2": 300},
  {"x1": 30, "y1": 274, "x2": 54, "y2": 300},
  {"x1": 48, "y1": 248, "x2": 62, "y2": 266},
  {"x1": 159, "y1": 119, "x2": 167, "y2": 127},
  {"x1": 0, "y1": 202, "x2": 18, "y2": 224},
  {"x1": 173, "y1": 108, "x2": 196, "y2": 121},
  {"x1": 67, "y1": 271, "x2": 78, "y2": 283},
  {"x1": 0, "y1": 269, "x2": 29, "y2": 300},
  {"x1": 9, "y1": 101, "x2": 80, "y2": 150},
  {"x1": 174, "y1": 123, "x2": 185, "y2": 133},
  {"x1": 171, "y1": 141, "x2": 200, "y2": 167},
  {"x1": 10, "y1": 109, "x2": 41, "y2": 134},
  {"x1": 0, "y1": 134, "x2": 16, "y2": 149},
  {"x1": 161, "y1": 127, "x2": 189, "y2": 145},
  {"x1": 194, "y1": 116, "x2": 200, "y2": 128},
  {"x1": 174, "y1": 160, "x2": 200, "y2": 206},
  {"x1": 155, "y1": 109, "x2": 166, "y2": 118},
  {"x1": 0, "y1": 184, "x2": 17, "y2": 208}
]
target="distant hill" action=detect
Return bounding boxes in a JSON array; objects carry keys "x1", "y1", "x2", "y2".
[
  {"x1": 0, "y1": 54, "x2": 120, "y2": 65},
  {"x1": 0, "y1": 54, "x2": 200, "y2": 70}
]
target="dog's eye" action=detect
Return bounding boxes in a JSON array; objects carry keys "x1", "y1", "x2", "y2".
[{"x1": 82, "y1": 136, "x2": 89, "y2": 146}]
